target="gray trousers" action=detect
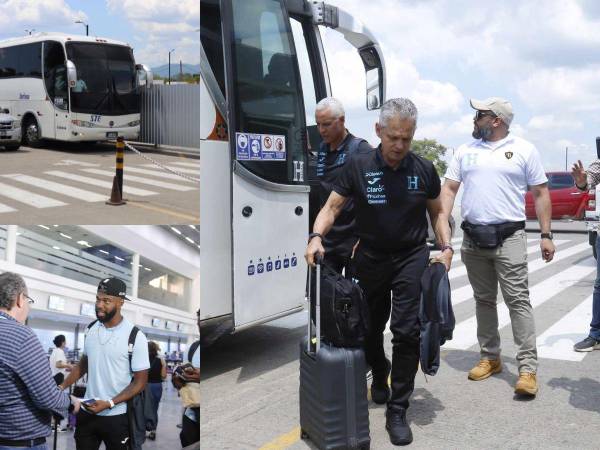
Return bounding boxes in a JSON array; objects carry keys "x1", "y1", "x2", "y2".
[{"x1": 461, "y1": 229, "x2": 538, "y2": 373}]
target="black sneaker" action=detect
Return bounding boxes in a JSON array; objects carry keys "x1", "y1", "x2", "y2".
[
  {"x1": 386, "y1": 409, "x2": 413, "y2": 446},
  {"x1": 371, "y1": 358, "x2": 391, "y2": 404},
  {"x1": 573, "y1": 336, "x2": 600, "y2": 352}
]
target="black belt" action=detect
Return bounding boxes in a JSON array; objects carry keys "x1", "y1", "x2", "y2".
[{"x1": 0, "y1": 437, "x2": 46, "y2": 447}]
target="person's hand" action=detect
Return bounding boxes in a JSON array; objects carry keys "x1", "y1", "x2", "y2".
[
  {"x1": 432, "y1": 248, "x2": 453, "y2": 271},
  {"x1": 181, "y1": 367, "x2": 200, "y2": 383},
  {"x1": 541, "y1": 239, "x2": 555, "y2": 262},
  {"x1": 571, "y1": 160, "x2": 587, "y2": 188},
  {"x1": 305, "y1": 237, "x2": 325, "y2": 267},
  {"x1": 172, "y1": 373, "x2": 185, "y2": 390},
  {"x1": 69, "y1": 395, "x2": 81, "y2": 414},
  {"x1": 82, "y1": 399, "x2": 110, "y2": 415}
]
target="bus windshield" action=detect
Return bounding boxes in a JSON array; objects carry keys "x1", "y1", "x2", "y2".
[{"x1": 66, "y1": 42, "x2": 138, "y2": 115}]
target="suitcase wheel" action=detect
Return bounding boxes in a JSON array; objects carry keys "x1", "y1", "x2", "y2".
[{"x1": 300, "y1": 429, "x2": 308, "y2": 440}]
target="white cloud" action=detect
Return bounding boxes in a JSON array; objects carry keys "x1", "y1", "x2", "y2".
[
  {"x1": 527, "y1": 115, "x2": 584, "y2": 131},
  {"x1": 0, "y1": 0, "x2": 86, "y2": 34},
  {"x1": 106, "y1": 0, "x2": 199, "y2": 66}
]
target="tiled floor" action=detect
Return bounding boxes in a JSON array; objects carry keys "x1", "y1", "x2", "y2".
[{"x1": 49, "y1": 383, "x2": 191, "y2": 449}]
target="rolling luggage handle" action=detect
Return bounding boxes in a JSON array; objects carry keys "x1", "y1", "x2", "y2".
[{"x1": 307, "y1": 254, "x2": 323, "y2": 353}]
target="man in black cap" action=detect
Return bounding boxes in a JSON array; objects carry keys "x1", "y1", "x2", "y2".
[{"x1": 60, "y1": 277, "x2": 150, "y2": 450}]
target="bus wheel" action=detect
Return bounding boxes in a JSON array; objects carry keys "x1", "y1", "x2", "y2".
[{"x1": 23, "y1": 118, "x2": 42, "y2": 147}]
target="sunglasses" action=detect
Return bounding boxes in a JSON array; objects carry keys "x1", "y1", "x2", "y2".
[
  {"x1": 24, "y1": 294, "x2": 35, "y2": 304},
  {"x1": 474, "y1": 110, "x2": 497, "y2": 121}
]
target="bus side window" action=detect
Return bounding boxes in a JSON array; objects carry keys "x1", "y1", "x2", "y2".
[{"x1": 43, "y1": 41, "x2": 68, "y2": 110}]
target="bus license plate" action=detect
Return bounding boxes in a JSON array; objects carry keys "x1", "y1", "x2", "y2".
[{"x1": 106, "y1": 132, "x2": 118, "y2": 139}]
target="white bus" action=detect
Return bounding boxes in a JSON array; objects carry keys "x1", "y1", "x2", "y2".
[
  {"x1": 200, "y1": 0, "x2": 386, "y2": 345},
  {"x1": 0, "y1": 32, "x2": 152, "y2": 147}
]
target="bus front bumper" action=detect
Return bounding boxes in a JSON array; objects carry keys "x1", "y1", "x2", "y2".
[{"x1": 69, "y1": 126, "x2": 140, "y2": 142}]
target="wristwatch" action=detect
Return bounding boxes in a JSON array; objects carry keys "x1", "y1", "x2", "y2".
[
  {"x1": 540, "y1": 233, "x2": 553, "y2": 240},
  {"x1": 308, "y1": 232, "x2": 323, "y2": 242},
  {"x1": 108, "y1": 399, "x2": 115, "y2": 409}
]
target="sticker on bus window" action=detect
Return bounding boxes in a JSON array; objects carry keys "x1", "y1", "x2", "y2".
[{"x1": 236, "y1": 132, "x2": 286, "y2": 161}]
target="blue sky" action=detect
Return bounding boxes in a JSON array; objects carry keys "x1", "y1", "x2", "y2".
[
  {"x1": 317, "y1": 0, "x2": 600, "y2": 172},
  {"x1": 0, "y1": 0, "x2": 199, "y2": 68}
]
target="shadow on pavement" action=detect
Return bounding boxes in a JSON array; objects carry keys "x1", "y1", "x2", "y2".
[
  {"x1": 547, "y1": 376, "x2": 600, "y2": 414},
  {"x1": 409, "y1": 387, "x2": 445, "y2": 426},
  {"x1": 201, "y1": 323, "x2": 306, "y2": 383}
]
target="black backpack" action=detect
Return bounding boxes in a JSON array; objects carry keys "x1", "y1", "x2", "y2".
[
  {"x1": 418, "y1": 262, "x2": 455, "y2": 375},
  {"x1": 309, "y1": 262, "x2": 370, "y2": 348}
]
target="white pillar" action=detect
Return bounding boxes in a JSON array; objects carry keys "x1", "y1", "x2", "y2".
[
  {"x1": 6, "y1": 225, "x2": 17, "y2": 263},
  {"x1": 132, "y1": 253, "x2": 140, "y2": 299}
]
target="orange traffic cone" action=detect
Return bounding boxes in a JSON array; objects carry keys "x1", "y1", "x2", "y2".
[{"x1": 106, "y1": 175, "x2": 126, "y2": 205}]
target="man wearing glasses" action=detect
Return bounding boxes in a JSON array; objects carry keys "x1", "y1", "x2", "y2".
[
  {"x1": 439, "y1": 98, "x2": 554, "y2": 397},
  {"x1": 60, "y1": 277, "x2": 149, "y2": 450},
  {"x1": 0, "y1": 272, "x2": 80, "y2": 450}
]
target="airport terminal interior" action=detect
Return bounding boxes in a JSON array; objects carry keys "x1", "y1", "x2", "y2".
[{"x1": 0, "y1": 224, "x2": 200, "y2": 449}]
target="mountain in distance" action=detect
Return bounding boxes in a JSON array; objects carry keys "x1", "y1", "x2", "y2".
[{"x1": 151, "y1": 63, "x2": 201, "y2": 78}]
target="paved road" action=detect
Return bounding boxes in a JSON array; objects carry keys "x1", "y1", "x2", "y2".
[
  {"x1": 201, "y1": 230, "x2": 600, "y2": 449},
  {"x1": 0, "y1": 142, "x2": 199, "y2": 224}
]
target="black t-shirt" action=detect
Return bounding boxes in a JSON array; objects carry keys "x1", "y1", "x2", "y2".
[
  {"x1": 315, "y1": 132, "x2": 372, "y2": 257},
  {"x1": 333, "y1": 145, "x2": 441, "y2": 252}
]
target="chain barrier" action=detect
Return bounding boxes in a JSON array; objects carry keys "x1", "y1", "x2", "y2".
[{"x1": 124, "y1": 141, "x2": 200, "y2": 184}]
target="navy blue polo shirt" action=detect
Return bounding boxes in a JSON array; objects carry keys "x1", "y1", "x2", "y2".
[
  {"x1": 316, "y1": 132, "x2": 372, "y2": 258},
  {"x1": 333, "y1": 145, "x2": 441, "y2": 252}
]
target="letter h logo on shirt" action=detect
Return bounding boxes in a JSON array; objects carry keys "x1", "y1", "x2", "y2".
[{"x1": 407, "y1": 176, "x2": 419, "y2": 190}]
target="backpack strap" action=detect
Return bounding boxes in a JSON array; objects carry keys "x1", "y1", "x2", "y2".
[
  {"x1": 188, "y1": 340, "x2": 200, "y2": 363},
  {"x1": 84, "y1": 320, "x2": 98, "y2": 336},
  {"x1": 127, "y1": 326, "x2": 140, "y2": 373}
]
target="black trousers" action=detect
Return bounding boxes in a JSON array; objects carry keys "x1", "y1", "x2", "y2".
[
  {"x1": 74, "y1": 410, "x2": 130, "y2": 450},
  {"x1": 355, "y1": 243, "x2": 429, "y2": 412},
  {"x1": 180, "y1": 410, "x2": 200, "y2": 447}
]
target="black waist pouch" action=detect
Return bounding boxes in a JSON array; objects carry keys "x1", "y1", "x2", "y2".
[{"x1": 461, "y1": 221, "x2": 525, "y2": 249}]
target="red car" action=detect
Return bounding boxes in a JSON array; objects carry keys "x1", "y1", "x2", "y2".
[{"x1": 525, "y1": 172, "x2": 594, "y2": 220}]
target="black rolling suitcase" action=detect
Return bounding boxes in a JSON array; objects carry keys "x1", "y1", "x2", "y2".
[{"x1": 299, "y1": 259, "x2": 370, "y2": 450}]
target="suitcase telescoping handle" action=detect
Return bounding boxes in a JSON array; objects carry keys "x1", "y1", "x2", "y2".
[{"x1": 307, "y1": 254, "x2": 323, "y2": 353}]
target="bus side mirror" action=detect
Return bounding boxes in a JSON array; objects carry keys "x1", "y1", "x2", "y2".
[
  {"x1": 359, "y1": 46, "x2": 385, "y2": 111},
  {"x1": 66, "y1": 60, "x2": 77, "y2": 88},
  {"x1": 136, "y1": 64, "x2": 153, "y2": 89}
]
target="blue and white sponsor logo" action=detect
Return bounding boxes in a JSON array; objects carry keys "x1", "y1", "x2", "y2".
[
  {"x1": 275, "y1": 260, "x2": 282, "y2": 270},
  {"x1": 283, "y1": 258, "x2": 290, "y2": 268},
  {"x1": 247, "y1": 263, "x2": 255, "y2": 276},
  {"x1": 266, "y1": 261, "x2": 273, "y2": 272},
  {"x1": 364, "y1": 170, "x2": 387, "y2": 205},
  {"x1": 257, "y1": 262, "x2": 264, "y2": 274}
]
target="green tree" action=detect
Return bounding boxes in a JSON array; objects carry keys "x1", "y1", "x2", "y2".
[{"x1": 411, "y1": 138, "x2": 448, "y2": 175}]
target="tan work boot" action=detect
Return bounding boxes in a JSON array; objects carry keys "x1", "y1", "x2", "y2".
[
  {"x1": 468, "y1": 358, "x2": 502, "y2": 381},
  {"x1": 515, "y1": 372, "x2": 538, "y2": 396}
]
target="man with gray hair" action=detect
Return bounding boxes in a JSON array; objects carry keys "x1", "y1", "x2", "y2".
[
  {"x1": 313, "y1": 97, "x2": 372, "y2": 273},
  {"x1": 0, "y1": 272, "x2": 80, "y2": 449},
  {"x1": 306, "y1": 98, "x2": 453, "y2": 446},
  {"x1": 440, "y1": 97, "x2": 554, "y2": 397}
]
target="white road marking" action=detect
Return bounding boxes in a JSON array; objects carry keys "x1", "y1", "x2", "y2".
[
  {"x1": 170, "y1": 161, "x2": 200, "y2": 168},
  {"x1": 0, "y1": 181, "x2": 66, "y2": 208},
  {"x1": 0, "y1": 203, "x2": 16, "y2": 213},
  {"x1": 537, "y1": 295, "x2": 593, "y2": 361},
  {"x1": 53, "y1": 159, "x2": 100, "y2": 167},
  {"x1": 3, "y1": 174, "x2": 106, "y2": 202},
  {"x1": 81, "y1": 168, "x2": 196, "y2": 191},
  {"x1": 450, "y1": 242, "x2": 591, "y2": 307},
  {"x1": 45, "y1": 171, "x2": 158, "y2": 196},
  {"x1": 142, "y1": 164, "x2": 199, "y2": 175},
  {"x1": 443, "y1": 259, "x2": 596, "y2": 350},
  {"x1": 119, "y1": 166, "x2": 197, "y2": 183}
]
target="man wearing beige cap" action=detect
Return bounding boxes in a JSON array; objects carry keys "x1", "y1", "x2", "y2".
[{"x1": 439, "y1": 97, "x2": 554, "y2": 397}]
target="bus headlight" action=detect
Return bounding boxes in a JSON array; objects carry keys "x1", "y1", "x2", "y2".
[
  {"x1": 71, "y1": 120, "x2": 95, "y2": 128},
  {"x1": 126, "y1": 120, "x2": 140, "y2": 127}
]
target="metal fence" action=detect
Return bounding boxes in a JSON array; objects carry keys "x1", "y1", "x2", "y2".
[{"x1": 139, "y1": 84, "x2": 200, "y2": 150}]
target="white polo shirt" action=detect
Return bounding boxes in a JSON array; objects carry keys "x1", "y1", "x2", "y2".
[{"x1": 445, "y1": 134, "x2": 547, "y2": 225}]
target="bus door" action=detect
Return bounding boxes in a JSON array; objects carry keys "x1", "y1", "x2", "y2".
[
  {"x1": 42, "y1": 41, "x2": 70, "y2": 140},
  {"x1": 223, "y1": 0, "x2": 310, "y2": 329}
]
